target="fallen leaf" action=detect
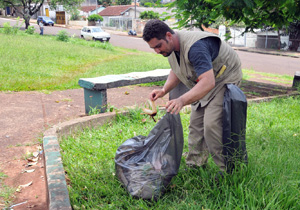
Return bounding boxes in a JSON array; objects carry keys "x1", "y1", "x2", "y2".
[
  {"x1": 22, "y1": 169, "x2": 35, "y2": 173},
  {"x1": 27, "y1": 157, "x2": 38, "y2": 162},
  {"x1": 33, "y1": 152, "x2": 39, "y2": 157},
  {"x1": 124, "y1": 91, "x2": 129, "y2": 95},
  {"x1": 16, "y1": 181, "x2": 33, "y2": 192},
  {"x1": 27, "y1": 162, "x2": 37, "y2": 166}
]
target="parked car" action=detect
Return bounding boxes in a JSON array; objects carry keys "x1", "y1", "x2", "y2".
[
  {"x1": 37, "y1": 16, "x2": 54, "y2": 26},
  {"x1": 81, "y1": 26, "x2": 110, "y2": 42}
]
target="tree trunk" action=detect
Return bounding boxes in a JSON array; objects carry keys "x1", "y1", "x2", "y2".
[{"x1": 24, "y1": 16, "x2": 30, "y2": 29}]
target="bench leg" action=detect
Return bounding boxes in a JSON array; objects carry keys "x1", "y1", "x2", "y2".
[
  {"x1": 292, "y1": 71, "x2": 300, "y2": 89},
  {"x1": 83, "y1": 88, "x2": 107, "y2": 114}
]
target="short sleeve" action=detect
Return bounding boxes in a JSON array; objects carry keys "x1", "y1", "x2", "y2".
[{"x1": 188, "y1": 37, "x2": 220, "y2": 77}]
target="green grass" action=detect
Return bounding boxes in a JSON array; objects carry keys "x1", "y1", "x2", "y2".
[
  {"x1": 0, "y1": 171, "x2": 15, "y2": 208},
  {"x1": 60, "y1": 96, "x2": 300, "y2": 209},
  {"x1": 0, "y1": 31, "x2": 170, "y2": 91}
]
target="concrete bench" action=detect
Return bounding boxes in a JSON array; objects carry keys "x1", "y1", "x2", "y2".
[{"x1": 78, "y1": 69, "x2": 171, "y2": 114}]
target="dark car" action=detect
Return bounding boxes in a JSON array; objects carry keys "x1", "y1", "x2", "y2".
[{"x1": 37, "y1": 16, "x2": 54, "y2": 26}]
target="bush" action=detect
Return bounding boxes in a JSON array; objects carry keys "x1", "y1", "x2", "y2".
[
  {"x1": 87, "y1": 14, "x2": 103, "y2": 22},
  {"x1": 3, "y1": 18, "x2": 23, "y2": 35},
  {"x1": 3, "y1": 22, "x2": 19, "y2": 35},
  {"x1": 56, "y1": 30, "x2": 69, "y2": 42},
  {"x1": 140, "y1": 11, "x2": 159, "y2": 20},
  {"x1": 25, "y1": 26, "x2": 35, "y2": 35}
]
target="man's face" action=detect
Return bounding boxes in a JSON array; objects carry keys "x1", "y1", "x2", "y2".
[{"x1": 147, "y1": 34, "x2": 174, "y2": 57}]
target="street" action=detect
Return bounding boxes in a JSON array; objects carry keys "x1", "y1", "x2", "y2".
[{"x1": 1, "y1": 17, "x2": 299, "y2": 77}]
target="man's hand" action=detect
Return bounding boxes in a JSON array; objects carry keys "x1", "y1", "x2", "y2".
[
  {"x1": 165, "y1": 97, "x2": 184, "y2": 114},
  {"x1": 149, "y1": 89, "x2": 166, "y2": 101}
]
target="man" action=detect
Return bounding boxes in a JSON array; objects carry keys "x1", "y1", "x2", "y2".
[
  {"x1": 39, "y1": 20, "x2": 44, "y2": 35},
  {"x1": 143, "y1": 19, "x2": 242, "y2": 173}
]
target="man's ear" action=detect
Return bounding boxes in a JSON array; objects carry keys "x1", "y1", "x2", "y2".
[{"x1": 165, "y1": 31, "x2": 172, "y2": 41}]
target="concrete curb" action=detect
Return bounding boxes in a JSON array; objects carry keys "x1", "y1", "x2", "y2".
[
  {"x1": 233, "y1": 47, "x2": 300, "y2": 58},
  {"x1": 43, "y1": 92, "x2": 299, "y2": 209},
  {"x1": 43, "y1": 111, "x2": 125, "y2": 210}
]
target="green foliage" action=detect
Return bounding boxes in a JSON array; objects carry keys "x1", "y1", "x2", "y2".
[
  {"x1": 168, "y1": 0, "x2": 300, "y2": 33},
  {"x1": 25, "y1": 26, "x2": 35, "y2": 35},
  {"x1": 87, "y1": 14, "x2": 103, "y2": 22},
  {"x1": 56, "y1": 30, "x2": 70, "y2": 42},
  {"x1": 115, "y1": 0, "x2": 131, "y2": 5},
  {"x1": 49, "y1": 0, "x2": 86, "y2": 12},
  {"x1": 97, "y1": 0, "x2": 112, "y2": 7},
  {"x1": 2, "y1": 18, "x2": 23, "y2": 35},
  {"x1": 140, "y1": 0, "x2": 157, "y2": 7},
  {"x1": 140, "y1": 11, "x2": 160, "y2": 20}
]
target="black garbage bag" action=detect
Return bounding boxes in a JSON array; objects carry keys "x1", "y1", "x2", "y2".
[
  {"x1": 115, "y1": 113, "x2": 184, "y2": 200},
  {"x1": 223, "y1": 84, "x2": 248, "y2": 173}
]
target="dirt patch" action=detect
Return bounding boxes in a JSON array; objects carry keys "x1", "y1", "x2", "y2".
[
  {"x1": 241, "y1": 80, "x2": 295, "y2": 99},
  {"x1": 0, "y1": 80, "x2": 297, "y2": 209}
]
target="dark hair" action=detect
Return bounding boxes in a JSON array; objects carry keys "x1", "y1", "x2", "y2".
[{"x1": 143, "y1": 19, "x2": 174, "y2": 42}]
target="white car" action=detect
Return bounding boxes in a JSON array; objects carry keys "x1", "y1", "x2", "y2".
[{"x1": 80, "y1": 26, "x2": 111, "y2": 42}]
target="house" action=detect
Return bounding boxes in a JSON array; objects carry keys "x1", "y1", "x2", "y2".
[
  {"x1": 98, "y1": 5, "x2": 175, "y2": 32},
  {"x1": 98, "y1": 5, "x2": 133, "y2": 29}
]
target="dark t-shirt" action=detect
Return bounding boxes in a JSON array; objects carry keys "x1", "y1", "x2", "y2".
[{"x1": 188, "y1": 37, "x2": 220, "y2": 77}]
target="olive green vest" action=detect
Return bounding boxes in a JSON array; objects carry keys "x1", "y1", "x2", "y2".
[{"x1": 168, "y1": 31, "x2": 242, "y2": 108}]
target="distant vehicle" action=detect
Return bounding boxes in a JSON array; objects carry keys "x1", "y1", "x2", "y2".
[
  {"x1": 128, "y1": 29, "x2": 137, "y2": 36},
  {"x1": 37, "y1": 16, "x2": 54, "y2": 26},
  {"x1": 80, "y1": 26, "x2": 111, "y2": 42}
]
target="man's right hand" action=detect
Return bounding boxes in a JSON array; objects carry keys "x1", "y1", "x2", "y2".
[{"x1": 149, "y1": 89, "x2": 165, "y2": 101}]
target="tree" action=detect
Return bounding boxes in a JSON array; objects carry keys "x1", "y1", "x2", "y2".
[
  {"x1": 2, "y1": 0, "x2": 85, "y2": 29},
  {"x1": 2, "y1": 0, "x2": 45, "y2": 29},
  {"x1": 97, "y1": 0, "x2": 112, "y2": 7},
  {"x1": 168, "y1": 0, "x2": 300, "y2": 46},
  {"x1": 115, "y1": 0, "x2": 131, "y2": 5},
  {"x1": 139, "y1": 0, "x2": 156, "y2": 7}
]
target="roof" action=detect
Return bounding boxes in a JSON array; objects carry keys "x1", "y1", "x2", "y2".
[
  {"x1": 80, "y1": 6, "x2": 99, "y2": 13},
  {"x1": 99, "y1": 5, "x2": 133, "y2": 16}
]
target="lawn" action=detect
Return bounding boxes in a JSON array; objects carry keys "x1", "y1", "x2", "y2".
[
  {"x1": 0, "y1": 31, "x2": 170, "y2": 91},
  {"x1": 60, "y1": 96, "x2": 300, "y2": 209}
]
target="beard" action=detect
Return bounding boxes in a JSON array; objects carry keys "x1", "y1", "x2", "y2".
[{"x1": 160, "y1": 50, "x2": 172, "y2": 57}]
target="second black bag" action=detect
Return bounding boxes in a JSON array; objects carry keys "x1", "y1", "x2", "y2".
[{"x1": 223, "y1": 84, "x2": 248, "y2": 173}]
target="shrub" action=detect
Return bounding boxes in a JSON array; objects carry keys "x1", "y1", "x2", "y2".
[
  {"x1": 71, "y1": 10, "x2": 80, "y2": 21},
  {"x1": 25, "y1": 26, "x2": 35, "y2": 35},
  {"x1": 3, "y1": 22, "x2": 20, "y2": 35},
  {"x1": 56, "y1": 30, "x2": 69, "y2": 42},
  {"x1": 140, "y1": 11, "x2": 159, "y2": 20},
  {"x1": 87, "y1": 14, "x2": 103, "y2": 22}
]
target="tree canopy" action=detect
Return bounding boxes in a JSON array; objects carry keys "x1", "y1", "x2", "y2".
[
  {"x1": 168, "y1": 0, "x2": 300, "y2": 33},
  {"x1": 2, "y1": 0, "x2": 85, "y2": 29},
  {"x1": 115, "y1": 0, "x2": 131, "y2": 5}
]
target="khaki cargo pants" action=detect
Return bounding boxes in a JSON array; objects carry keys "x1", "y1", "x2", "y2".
[{"x1": 185, "y1": 85, "x2": 227, "y2": 172}]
